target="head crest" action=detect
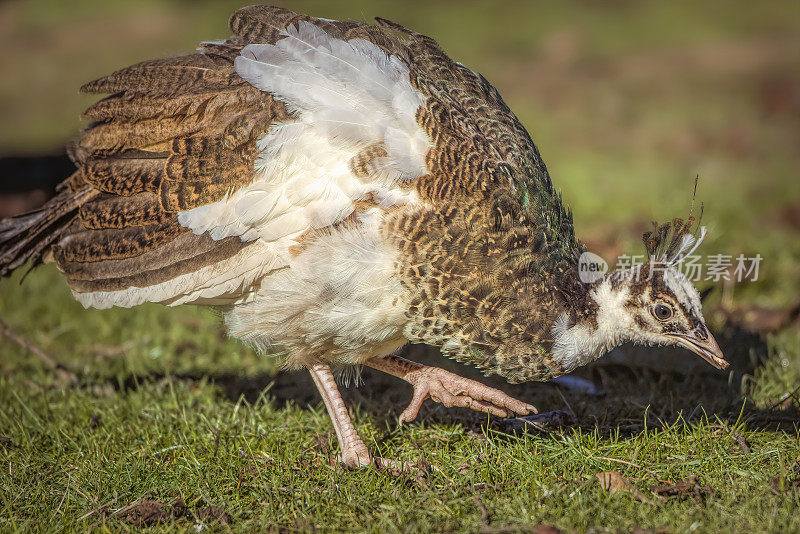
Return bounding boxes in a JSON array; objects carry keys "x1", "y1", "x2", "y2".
[{"x1": 642, "y1": 176, "x2": 706, "y2": 266}]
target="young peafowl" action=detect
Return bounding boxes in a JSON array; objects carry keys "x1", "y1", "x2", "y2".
[{"x1": 0, "y1": 5, "x2": 726, "y2": 468}]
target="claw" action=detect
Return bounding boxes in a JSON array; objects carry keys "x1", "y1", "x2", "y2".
[
  {"x1": 367, "y1": 355, "x2": 536, "y2": 424},
  {"x1": 398, "y1": 367, "x2": 536, "y2": 423}
]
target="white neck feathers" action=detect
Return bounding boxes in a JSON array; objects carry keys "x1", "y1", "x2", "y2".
[{"x1": 550, "y1": 278, "x2": 631, "y2": 371}]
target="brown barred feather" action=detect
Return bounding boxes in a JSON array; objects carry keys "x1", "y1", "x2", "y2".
[
  {"x1": 54, "y1": 222, "x2": 187, "y2": 263},
  {"x1": 61, "y1": 234, "x2": 247, "y2": 293},
  {"x1": 44, "y1": 20, "x2": 295, "y2": 295},
  {"x1": 366, "y1": 15, "x2": 585, "y2": 381},
  {"x1": 348, "y1": 144, "x2": 389, "y2": 178},
  {"x1": 0, "y1": 185, "x2": 97, "y2": 277},
  {"x1": 82, "y1": 154, "x2": 164, "y2": 195},
  {"x1": 228, "y1": 5, "x2": 361, "y2": 44},
  {"x1": 79, "y1": 192, "x2": 170, "y2": 229},
  {"x1": 59, "y1": 231, "x2": 242, "y2": 282},
  {"x1": 1, "y1": 5, "x2": 302, "y2": 299},
  {"x1": 80, "y1": 56, "x2": 241, "y2": 96}
]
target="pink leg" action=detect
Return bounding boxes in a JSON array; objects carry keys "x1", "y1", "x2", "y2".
[
  {"x1": 308, "y1": 363, "x2": 372, "y2": 468},
  {"x1": 366, "y1": 355, "x2": 537, "y2": 423},
  {"x1": 309, "y1": 363, "x2": 421, "y2": 472}
]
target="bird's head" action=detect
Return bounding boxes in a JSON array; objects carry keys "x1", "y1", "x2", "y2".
[
  {"x1": 601, "y1": 261, "x2": 727, "y2": 370},
  {"x1": 553, "y1": 213, "x2": 727, "y2": 372}
]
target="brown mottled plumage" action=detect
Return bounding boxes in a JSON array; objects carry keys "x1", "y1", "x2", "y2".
[{"x1": 0, "y1": 6, "x2": 726, "y2": 469}]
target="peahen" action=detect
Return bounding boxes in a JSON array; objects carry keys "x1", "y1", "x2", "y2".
[{"x1": 0, "y1": 5, "x2": 726, "y2": 468}]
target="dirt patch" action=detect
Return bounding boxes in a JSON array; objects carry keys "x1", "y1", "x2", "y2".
[
  {"x1": 117, "y1": 498, "x2": 229, "y2": 527},
  {"x1": 777, "y1": 199, "x2": 800, "y2": 231},
  {"x1": 122, "y1": 500, "x2": 169, "y2": 527},
  {"x1": 717, "y1": 302, "x2": 800, "y2": 334},
  {"x1": 759, "y1": 74, "x2": 800, "y2": 117},
  {"x1": 649, "y1": 475, "x2": 714, "y2": 504}
]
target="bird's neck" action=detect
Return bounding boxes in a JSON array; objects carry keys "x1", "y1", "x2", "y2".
[{"x1": 550, "y1": 275, "x2": 632, "y2": 372}]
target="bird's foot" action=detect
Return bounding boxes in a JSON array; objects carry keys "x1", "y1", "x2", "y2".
[
  {"x1": 338, "y1": 443, "x2": 373, "y2": 469},
  {"x1": 309, "y1": 362, "x2": 430, "y2": 476},
  {"x1": 337, "y1": 454, "x2": 428, "y2": 473},
  {"x1": 337, "y1": 448, "x2": 431, "y2": 475},
  {"x1": 398, "y1": 366, "x2": 537, "y2": 424}
]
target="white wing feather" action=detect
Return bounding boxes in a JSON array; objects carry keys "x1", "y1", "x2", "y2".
[{"x1": 82, "y1": 20, "x2": 430, "y2": 308}]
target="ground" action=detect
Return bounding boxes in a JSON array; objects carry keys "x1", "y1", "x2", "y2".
[{"x1": 1, "y1": 1, "x2": 799, "y2": 532}]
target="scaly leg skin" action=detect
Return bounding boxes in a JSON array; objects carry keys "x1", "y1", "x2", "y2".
[
  {"x1": 308, "y1": 363, "x2": 371, "y2": 468},
  {"x1": 308, "y1": 363, "x2": 419, "y2": 472},
  {"x1": 366, "y1": 355, "x2": 538, "y2": 424}
]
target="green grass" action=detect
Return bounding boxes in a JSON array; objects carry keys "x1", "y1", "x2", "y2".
[
  {"x1": 1, "y1": 367, "x2": 798, "y2": 532},
  {"x1": 1, "y1": 0, "x2": 799, "y2": 532},
  {"x1": 0, "y1": 269, "x2": 798, "y2": 532}
]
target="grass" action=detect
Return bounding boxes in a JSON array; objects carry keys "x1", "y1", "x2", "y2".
[
  {"x1": 1, "y1": 367, "x2": 798, "y2": 532},
  {"x1": 1, "y1": 0, "x2": 799, "y2": 532}
]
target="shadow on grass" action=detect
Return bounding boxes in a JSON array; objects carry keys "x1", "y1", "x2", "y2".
[{"x1": 94, "y1": 325, "x2": 798, "y2": 438}]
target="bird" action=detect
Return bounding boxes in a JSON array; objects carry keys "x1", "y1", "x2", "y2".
[{"x1": 0, "y1": 5, "x2": 727, "y2": 469}]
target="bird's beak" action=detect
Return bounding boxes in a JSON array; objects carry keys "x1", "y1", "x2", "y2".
[{"x1": 667, "y1": 328, "x2": 728, "y2": 370}]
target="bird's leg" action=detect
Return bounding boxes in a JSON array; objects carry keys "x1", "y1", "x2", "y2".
[
  {"x1": 308, "y1": 362, "x2": 421, "y2": 472},
  {"x1": 366, "y1": 354, "x2": 537, "y2": 424},
  {"x1": 308, "y1": 363, "x2": 372, "y2": 468}
]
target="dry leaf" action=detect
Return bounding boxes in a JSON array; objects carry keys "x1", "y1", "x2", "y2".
[{"x1": 596, "y1": 471, "x2": 656, "y2": 504}]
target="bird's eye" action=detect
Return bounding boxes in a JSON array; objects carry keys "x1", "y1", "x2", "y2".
[{"x1": 653, "y1": 303, "x2": 673, "y2": 321}]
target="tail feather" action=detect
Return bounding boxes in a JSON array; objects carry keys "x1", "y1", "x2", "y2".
[{"x1": 0, "y1": 186, "x2": 97, "y2": 277}]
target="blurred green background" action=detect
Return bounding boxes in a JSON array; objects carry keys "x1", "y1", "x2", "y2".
[
  {"x1": 1, "y1": 1, "x2": 799, "y2": 532},
  {"x1": 1, "y1": 0, "x2": 798, "y2": 305}
]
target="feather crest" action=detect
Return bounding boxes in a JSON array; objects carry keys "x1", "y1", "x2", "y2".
[{"x1": 642, "y1": 177, "x2": 706, "y2": 265}]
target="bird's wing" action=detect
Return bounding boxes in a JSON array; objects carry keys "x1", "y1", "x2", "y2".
[
  {"x1": 58, "y1": 41, "x2": 290, "y2": 308},
  {"x1": 55, "y1": 6, "x2": 432, "y2": 309}
]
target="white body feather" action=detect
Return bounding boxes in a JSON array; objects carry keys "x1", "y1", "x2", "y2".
[
  {"x1": 74, "y1": 17, "x2": 431, "y2": 349},
  {"x1": 224, "y1": 209, "x2": 410, "y2": 367}
]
